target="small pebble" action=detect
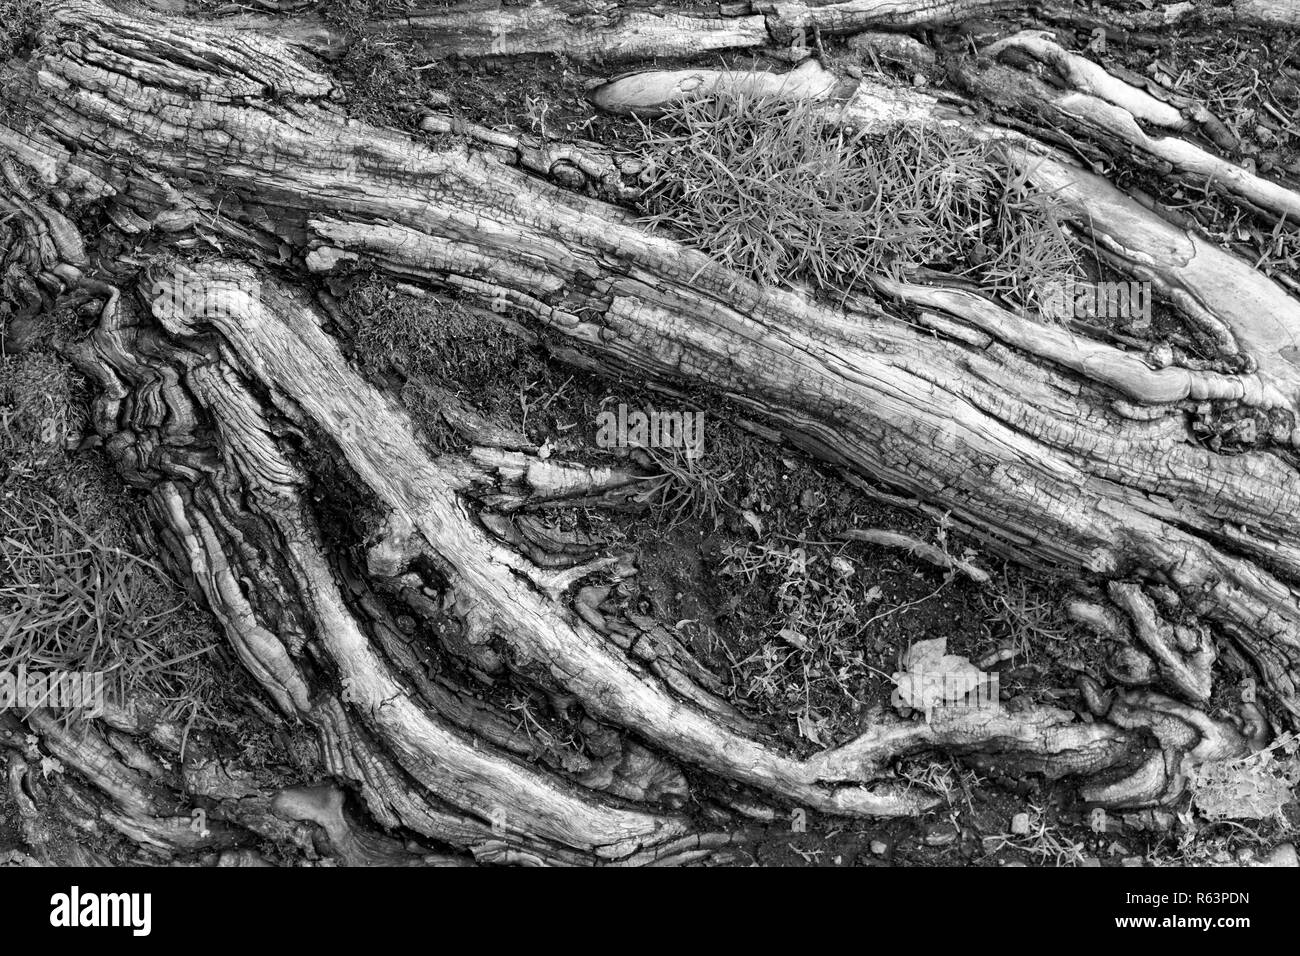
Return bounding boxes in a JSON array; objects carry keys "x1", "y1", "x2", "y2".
[
  {"x1": 923, "y1": 825, "x2": 957, "y2": 847},
  {"x1": 1010, "y1": 812, "x2": 1031, "y2": 835}
]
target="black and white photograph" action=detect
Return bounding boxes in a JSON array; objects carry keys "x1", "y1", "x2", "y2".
[{"x1": 0, "y1": 0, "x2": 1293, "y2": 934}]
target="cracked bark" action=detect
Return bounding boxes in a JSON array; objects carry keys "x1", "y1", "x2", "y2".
[{"x1": 2, "y1": 0, "x2": 1296, "y2": 864}]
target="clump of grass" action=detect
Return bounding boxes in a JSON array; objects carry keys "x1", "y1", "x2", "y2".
[
  {"x1": 898, "y1": 755, "x2": 984, "y2": 807},
  {"x1": 630, "y1": 439, "x2": 735, "y2": 528},
  {"x1": 346, "y1": 277, "x2": 523, "y2": 382},
  {"x1": 2, "y1": 351, "x2": 226, "y2": 730},
  {"x1": 0, "y1": 487, "x2": 223, "y2": 728},
  {"x1": 340, "y1": 275, "x2": 533, "y2": 445},
  {"x1": 315, "y1": 0, "x2": 427, "y2": 125},
  {"x1": 636, "y1": 86, "x2": 1080, "y2": 308},
  {"x1": 317, "y1": 0, "x2": 418, "y2": 30},
  {"x1": 0, "y1": 0, "x2": 47, "y2": 59},
  {"x1": 978, "y1": 573, "x2": 1070, "y2": 661},
  {"x1": 334, "y1": 35, "x2": 426, "y2": 125},
  {"x1": 980, "y1": 803, "x2": 1090, "y2": 867}
]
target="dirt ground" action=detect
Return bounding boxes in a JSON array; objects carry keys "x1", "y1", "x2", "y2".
[{"x1": 3, "y1": 3, "x2": 1300, "y2": 866}]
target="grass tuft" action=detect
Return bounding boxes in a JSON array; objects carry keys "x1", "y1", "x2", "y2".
[
  {"x1": 2, "y1": 350, "x2": 226, "y2": 729},
  {"x1": 0, "y1": 489, "x2": 217, "y2": 723},
  {"x1": 1189, "y1": 732, "x2": 1299, "y2": 822},
  {"x1": 0, "y1": 0, "x2": 47, "y2": 60},
  {"x1": 636, "y1": 86, "x2": 1080, "y2": 309}
]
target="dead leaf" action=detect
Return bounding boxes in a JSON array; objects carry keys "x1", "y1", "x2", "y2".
[{"x1": 891, "y1": 637, "x2": 985, "y2": 715}]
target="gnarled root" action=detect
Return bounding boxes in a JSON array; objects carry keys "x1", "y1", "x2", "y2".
[{"x1": 1, "y1": 0, "x2": 1293, "y2": 864}]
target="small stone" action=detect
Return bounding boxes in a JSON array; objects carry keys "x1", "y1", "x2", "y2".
[
  {"x1": 1081, "y1": 857, "x2": 1102, "y2": 867},
  {"x1": 1121, "y1": 856, "x2": 1145, "y2": 867},
  {"x1": 1147, "y1": 342, "x2": 1174, "y2": 368},
  {"x1": 870, "y1": 840, "x2": 889, "y2": 856},
  {"x1": 1010, "y1": 812, "x2": 1031, "y2": 835},
  {"x1": 923, "y1": 824, "x2": 957, "y2": 847}
]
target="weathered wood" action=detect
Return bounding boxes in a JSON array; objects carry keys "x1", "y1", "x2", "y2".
[
  {"x1": 217, "y1": 1, "x2": 770, "y2": 61},
  {"x1": 958, "y1": 33, "x2": 1300, "y2": 225},
  {"x1": 3, "y1": 0, "x2": 1294, "y2": 863}
]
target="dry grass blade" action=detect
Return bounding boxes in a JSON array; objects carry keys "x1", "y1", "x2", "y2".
[
  {"x1": 636, "y1": 84, "x2": 1080, "y2": 309},
  {"x1": 0, "y1": 487, "x2": 221, "y2": 727}
]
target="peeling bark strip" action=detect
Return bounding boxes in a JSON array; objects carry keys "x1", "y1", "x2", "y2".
[
  {"x1": 2, "y1": 0, "x2": 1296, "y2": 863},
  {"x1": 183, "y1": 0, "x2": 1300, "y2": 65},
  {"x1": 200, "y1": 0, "x2": 1300, "y2": 67},
  {"x1": 222, "y1": 2, "x2": 770, "y2": 61},
  {"x1": 210, "y1": 0, "x2": 1022, "y2": 62},
  {"x1": 755, "y1": 0, "x2": 1022, "y2": 41}
]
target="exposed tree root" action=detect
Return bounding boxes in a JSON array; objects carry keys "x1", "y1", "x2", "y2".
[{"x1": 1, "y1": 0, "x2": 1296, "y2": 864}]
